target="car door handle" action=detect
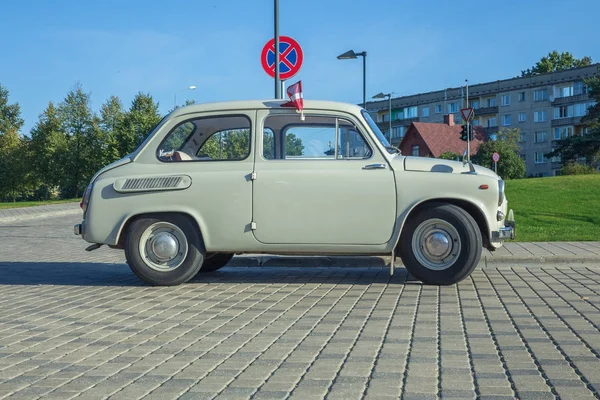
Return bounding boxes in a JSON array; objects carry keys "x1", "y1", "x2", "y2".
[{"x1": 362, "y1": 163, "x2": 387, "y2": 170}]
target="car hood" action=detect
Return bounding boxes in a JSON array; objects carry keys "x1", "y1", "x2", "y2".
[{"x1": 398, "y1": 156, "x2": 500, "y2": 179}]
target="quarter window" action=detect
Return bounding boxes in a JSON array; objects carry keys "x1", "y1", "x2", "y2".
[{"x1": 158, "y1": 115, "x2": 251, "y2": 162}]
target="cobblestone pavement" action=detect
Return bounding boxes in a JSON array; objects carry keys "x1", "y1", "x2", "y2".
[{"x1": 1, "y1": 215, "x2": 599, "y2": 399}]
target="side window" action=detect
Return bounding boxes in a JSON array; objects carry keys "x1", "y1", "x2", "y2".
[
  {"x1": 158, "y1": 115, "x2": 251, "y2": 162},
  {"x1": 262, "y1": 114, "x2": 372, "y2": 160}
]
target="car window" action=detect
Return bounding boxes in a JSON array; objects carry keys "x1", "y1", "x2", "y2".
[
  {"x1": 262, "y1": 114, "x2": 372, "y2": 160},
  {"x1": 158, "y1": 115, "x2": 251, "y2": 162}
]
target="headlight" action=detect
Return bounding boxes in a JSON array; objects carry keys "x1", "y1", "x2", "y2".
[{"x1": 498, "y1": 180, "x2": 505, "y2": 206}]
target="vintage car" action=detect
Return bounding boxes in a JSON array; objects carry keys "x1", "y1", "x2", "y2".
[{"x1": 74, "y1": 99, "x2": 514, "y2": 286}]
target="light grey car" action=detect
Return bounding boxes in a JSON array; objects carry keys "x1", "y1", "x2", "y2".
[{"x1": 74, "y1": 99, "x2": 515, "y2": 286}]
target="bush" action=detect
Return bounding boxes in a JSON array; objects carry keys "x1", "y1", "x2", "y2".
[{"x1": 561, "y1": 162, "x2": 598, "y2": 175}]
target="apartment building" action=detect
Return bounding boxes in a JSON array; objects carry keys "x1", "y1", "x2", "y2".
[{"x1": 366, "y1": 64, "x2": 599, "y2": 177}]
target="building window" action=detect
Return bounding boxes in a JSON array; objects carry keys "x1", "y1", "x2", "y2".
[
  {"x1": 405, "y1": 106, "x2": 418, "y2": 118},
  {"x1": 533, "y1": 110, "x2": 547, "y2": 122},
  {"x1": 533, "y1": 89, "x2": 548, "y2": 102},
  {"x1": 518, "y1": 92, "x2": 526, "y2": 102},
  {"x1": 574, "y1": 102, "x2": 595, "y2": 117},
  {"x1": 553, "y1": 126, "x2": 573, "y2": 140},
  {"x1": 534, "y1": 131, "x2": 547, "y2": 143},
  {"x1": 487, "y1": 98, "x2": 497, "y2": 107},
  {"x1": 501, "y1": 95, "x2": 511, "y2": 106},
  {"x1": 472, "y1": 119, "x2": 480, "y2": 126},
  {"x1": 519, "y1": 133, "x2": 526, "y2": 143},
  {"x1": 551, "y1": 149, "x2": 561, "y2": 163},
  {"x1": 421, "y1": 107, "x2": 430, "y2": 118},
  {"x1": 556, "y1": 85, "x2": 574, "y2": 98},
  {"x1": 435, "y1": 104, "x2": 442, "y2": 114},
  {"x1": 392, "y1": 126, "x2": 405, "y2": 139},
  {"x1": 535, "y1": 152, "x2": 546, "y2": 164},
  {"x1": 487, "y1": 117, "x2": 497, "y2": 127},
  {"x1": 502, "y1": 115, "x2": 511, "y2": 126},
  {"x1": 573, "y1": 81, "x2": 588, "y2": 95},
  {"x1": 448, "y1": 102, "x2": 459, "y2": 113},
  {"x1": 412, "y1": 145, "x2": 419, "y2": 157},
  {"x1": 553, "y1": 105, "x2": 573, "y2": 119},
  {"x1": 518, "y1": 112, "x2": 526, "y2": 122},
  {"x1": 471, "y1": 100, "x2": 480, "y2": 109}
]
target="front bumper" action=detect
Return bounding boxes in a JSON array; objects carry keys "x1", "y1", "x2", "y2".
[{"x1": 492, "y1": 209, "x2": 515, "y2": 241}]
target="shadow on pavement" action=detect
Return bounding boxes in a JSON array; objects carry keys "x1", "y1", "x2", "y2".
[{"x1": 0, "y1": 261, "x2": 417, "y2": 286}]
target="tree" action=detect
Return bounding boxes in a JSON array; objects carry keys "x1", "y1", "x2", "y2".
[
  {"x1": 120, "y1": 92, "x2": 161, "y2": 156},
  {"x1": 29, "y1": 101, "x2": 68, "y2": 199},
  {"x1": 58, "y1": 83, "x2": 99, "y2": 198},
  {"x1": 99, "y1": 96, "x2": 126, "y2": 164},
  {"x1": 262, "y1": 132, "x2": 304, "y2": 159},
  {"x1": 0, "y1": 83, "x2": 27, "y2": 201},
  {"x1": 521, "y1": 51, "x2": 592, "y2": 77},
  {"x1": 547, "y1": 77, "x2": 600, "y2": 167},
  {"x1": 438, "y1": 151, "x2": 462, "y2": 161},
  {"x1": 472, "y1": 128, "x2": 526, "y2": 180}
]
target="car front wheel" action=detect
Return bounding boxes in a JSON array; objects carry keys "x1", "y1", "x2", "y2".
[
  {"x1": 124, "y1": 214, "x2": 205, "y2": 286},
  {"x1": 398, "y1": 203, "x2": 482, "y2": 285}
]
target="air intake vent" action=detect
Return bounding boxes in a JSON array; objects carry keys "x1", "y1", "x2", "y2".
[{"x1": 113, "y1": 175, "x2": 191, "y2": 193}]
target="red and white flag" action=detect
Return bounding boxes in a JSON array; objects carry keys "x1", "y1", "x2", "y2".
[{"x1": 281, "y1": 80, "x2": 304, "y2": 119}]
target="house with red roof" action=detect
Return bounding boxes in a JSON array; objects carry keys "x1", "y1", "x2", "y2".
[{"x1": 399, "y1": 114, "x2": 488, "y2": 158}]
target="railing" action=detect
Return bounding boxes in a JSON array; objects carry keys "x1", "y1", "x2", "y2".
[
  {"x1": 474, "y1": 106, "x2": 498, "y2": 116},
  {"x1": 551, "y1": 94, "x2": 590, "y2": 106},
  {"x1": 551, "y1": 116, "x2": 582, "y2": 127}
]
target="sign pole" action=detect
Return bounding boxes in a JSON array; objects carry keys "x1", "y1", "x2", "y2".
[
  {"x1": 465, "y1": 79, "x2": 470, "y2": 163},
  {"x1": 274, "y1": 0, "x2": 280, "y2": 99},
  {"x1": 494, "y1": 161, "x2": 497, "y2": 174}
]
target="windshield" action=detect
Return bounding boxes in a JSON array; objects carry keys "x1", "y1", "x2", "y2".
[{"x1": 360, "y1": 109, "x2": 398, "y2": 155}]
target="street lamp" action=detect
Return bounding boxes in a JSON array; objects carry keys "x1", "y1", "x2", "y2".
[
  {"x1": 372, "y1": 92, "x2": 392, "y2": 142},
  {"x1": 337, "y1": 50, "x2": 367, "y2": 109},
  {"x1": 174, "y1": 85, "x2": 197, "y2": 108}
]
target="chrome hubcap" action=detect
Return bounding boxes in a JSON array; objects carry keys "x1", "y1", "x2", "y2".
[
  {"x1": 139, "y1": 222, "x2": 188, "y2": 272},
  {"x1": 412, "y1": 218, "x2": 461, "y2": 271}
]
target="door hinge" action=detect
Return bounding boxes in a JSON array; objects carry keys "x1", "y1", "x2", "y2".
[
  {"x1": 251, "y1": 221, "x2": 257, "y2": 230},
  {"x1": 251, "y1": 172, "x2": 257, "y2": 180}
]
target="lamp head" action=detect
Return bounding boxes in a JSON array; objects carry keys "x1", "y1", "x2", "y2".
[{"x1": 337, "y1": 50, "x2": 357, "y2": 60}]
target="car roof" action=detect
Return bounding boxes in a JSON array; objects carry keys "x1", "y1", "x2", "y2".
[{"x1": 169, "y1": 99, "x2": 365, "y2": 118}]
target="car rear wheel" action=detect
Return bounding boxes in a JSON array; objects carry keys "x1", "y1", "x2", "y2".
[
  {"x1": 197, "y1": 252, "x2": 234, "y2": 273},
  {"x1": 398, "y1": 203, "x2": 482, "y2": 285},
  {"x1": 124, "y1": 214, "x2": 205, "y2": 286}
]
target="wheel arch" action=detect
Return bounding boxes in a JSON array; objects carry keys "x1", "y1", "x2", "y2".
[
  {"x1": 115, "y1": 211, "x2": 205, "y2": 249},
  {"x1": 394, "y1": 198, "x2": 490, "y2": 252}
]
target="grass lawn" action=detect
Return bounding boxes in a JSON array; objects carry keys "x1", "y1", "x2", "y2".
[
  {"x1": 505, "y1": 174, "x2": 600, "y2": 242},
  {"x1": 0, "y1": 198, "x2": 80, "y2": 209}
]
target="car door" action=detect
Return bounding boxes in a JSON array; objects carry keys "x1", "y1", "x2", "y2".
[{"x1": 251, "y1": 110, "x2": 397, "y2": 245}]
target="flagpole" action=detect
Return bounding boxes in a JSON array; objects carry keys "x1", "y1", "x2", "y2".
[{"x1": 274, "y1": 0, "x2": 281, "y2": 99}]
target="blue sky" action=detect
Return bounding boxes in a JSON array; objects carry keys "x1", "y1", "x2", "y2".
[{"x1": 1, "y1": 0, "x2": 599, "y2": 135}]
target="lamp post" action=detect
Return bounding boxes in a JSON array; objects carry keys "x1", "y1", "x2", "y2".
[
  {"x1": 337, "y1": 50, "x2": 367, "y2": 109},
  {"x1": 372, "y1": 92, "x2": 392, "y2": 142},
  {"x1": 174, "y1": 85, "x2": 197, "y2": 108}
]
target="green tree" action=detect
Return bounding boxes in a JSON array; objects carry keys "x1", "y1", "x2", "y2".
[
  {"x1": 120, "y1": 92, "x2": 161, "y2": 156},
  {"x1": 472, "y1": 128, "x2": 526, "y2": 180},
  {"x1": 199, "y1": 129, "x2": 250, "y2": 160},
  {"x1": 262, "y1": 132, "x2": 304, "y2": 159},
  {"x1": 547, "y1": 77, "x2": 600, "y2": 167},
  {"x1": 99, "y1": 96, "x2": 126, "y2": 164},
  {"x1": 29, "y1": 101, "x2": 68, "y2": 199},
  {"x1": 438, "y1": 151, "x2": 462, "y2": 161},
  {"x1": 58, "y1": 83, "x2": 100, "y2": 198},
  {"x1": 0, "y1": 83, "x2": 27, "y2": 201},
  {"x1": 521, "y1": 51, "x2": 592, "y2": 77}
]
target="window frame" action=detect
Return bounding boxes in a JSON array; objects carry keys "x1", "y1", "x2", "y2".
[{"x1": 156, "y1": 114, "x2": 253, "y2": 163}]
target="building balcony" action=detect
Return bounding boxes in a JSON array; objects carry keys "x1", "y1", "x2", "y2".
[
  {"x1": 474, "y1": 106, "x2": 498, "y2": 116},
  {"x1": 551, "y1": 116, "x2": 583, "y2": 127},
  {"x1": 551, "y1": 94, "x2": 590, "y2": 106},
  {"x1": 377, "y1": 117, "x2": 418, "y2": 130}
]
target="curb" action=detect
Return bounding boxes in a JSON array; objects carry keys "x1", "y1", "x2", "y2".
[{"x1": 0, "y1": 208, "x2": 81, "y2": 224}]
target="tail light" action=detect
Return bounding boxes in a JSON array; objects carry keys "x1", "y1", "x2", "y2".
[{"x1": 80, "y1": 185, "x2": 92, "y2": 212}]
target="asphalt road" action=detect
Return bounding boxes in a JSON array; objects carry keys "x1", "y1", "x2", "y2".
[{"x1": 0, "y1": 215, "x2": 599, "y2": 400}]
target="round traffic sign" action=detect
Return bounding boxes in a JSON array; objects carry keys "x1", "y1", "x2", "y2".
[
  {"x1": 492, "y1": 152, "x2": 500, "y2": 162},
  {"x1": 261, "y1": 36, "x2": 303, "y2": 80}
]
